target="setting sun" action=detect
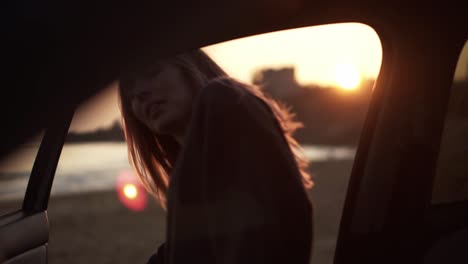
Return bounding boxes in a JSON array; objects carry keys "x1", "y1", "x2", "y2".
[
  {"x1": 335, "y1": 63, "x2": 361, "y2": 90},
  {"x1": 123, "y1": 184, "x2": 138, "y2": 199}
]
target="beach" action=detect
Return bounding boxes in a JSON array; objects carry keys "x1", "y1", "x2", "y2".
[{"x1": 0, "y1": 145, "x2": 353, "y2": 264}]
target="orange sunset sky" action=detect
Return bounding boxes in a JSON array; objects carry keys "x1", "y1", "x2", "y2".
[{"x1": 69, "y1": 23, "x2": 468, "y2": 133}]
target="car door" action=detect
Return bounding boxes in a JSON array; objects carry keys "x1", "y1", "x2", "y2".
[{"x1": 0, "y1": 108, "x2": 74, "y2": 263}]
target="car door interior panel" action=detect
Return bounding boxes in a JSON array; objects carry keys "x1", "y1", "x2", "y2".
[{"x1": 0, "y1": 212, "x2": 48, "y2": 263}]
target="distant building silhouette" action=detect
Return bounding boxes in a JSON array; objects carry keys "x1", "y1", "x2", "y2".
[
  {"x1": 252, "y1": 66, "x2": 374, "y2": 145},
  {"x1": 253, "y1": 67, "x2": 301, "y2": 98}
]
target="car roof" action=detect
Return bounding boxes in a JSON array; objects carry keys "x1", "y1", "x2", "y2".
[{"x1": 2, "y1": 0, "x2": 467, "y2": 159}]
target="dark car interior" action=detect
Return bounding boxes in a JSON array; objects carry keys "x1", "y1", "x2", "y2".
[{"x1": 1, "y1": 0, "x2": 467, "y2": 263}]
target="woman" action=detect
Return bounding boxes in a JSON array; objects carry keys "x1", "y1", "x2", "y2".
[{"x1": 119, "y1": 49, "x2": 313, "y2": 264}]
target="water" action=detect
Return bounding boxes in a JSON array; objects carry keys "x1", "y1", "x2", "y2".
[{"x1": 0, "y1": 143, "x2": 355, "y2": 201}]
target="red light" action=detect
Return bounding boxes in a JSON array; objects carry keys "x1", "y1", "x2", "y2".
[{"x1": 116, "y1": 171, "x2": 147, "y2": 211}]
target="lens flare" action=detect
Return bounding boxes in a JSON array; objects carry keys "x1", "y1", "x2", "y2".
[
  {"x1": 123, "y1": 184, "x2": 138, "y2": 199},
  {"x1": 116, "y1": 171, "x2": 147, "y2": 211}
]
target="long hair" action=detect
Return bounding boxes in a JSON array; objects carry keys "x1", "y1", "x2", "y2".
[{"x1": 118, "y1": 49, "x2": 313, "y2": 207}]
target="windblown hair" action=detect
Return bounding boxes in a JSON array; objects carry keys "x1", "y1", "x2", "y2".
[{"x1": 118, "y1": 49, "x2": 313, "y2": 207}]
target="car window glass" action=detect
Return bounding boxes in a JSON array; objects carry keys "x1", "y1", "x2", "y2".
[
  {"x1": 432, "y1": 41, "x2": 468, "y2": 204},
  {"x1": 0, "y1": 133, "x2": 43, "y2": 216},
  {"x1": 47, "y1": 23, "x2": 382, "y2": 264}
]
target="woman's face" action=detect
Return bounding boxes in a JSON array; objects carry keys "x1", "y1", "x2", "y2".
[{"x1": 129, "y1": 63, "x2": 196, "y2": 138}]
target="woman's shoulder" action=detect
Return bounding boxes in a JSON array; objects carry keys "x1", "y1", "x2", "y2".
[
  {"x1": 197, "y1": 77, "x2": 249, "y2": 111},
  {"x1": 195, "y1": 77, "x2": 277, "y2": 126}
]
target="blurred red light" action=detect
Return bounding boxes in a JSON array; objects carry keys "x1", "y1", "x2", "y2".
[{"x1": 116, "y1": 171, "x2": 147, "y2": 211}]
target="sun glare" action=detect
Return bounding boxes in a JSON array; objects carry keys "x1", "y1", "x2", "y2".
[
  {"x1": 123, "y1": 184, "x2": 138, "y2": 199},
  {"x1": 335, "y1": 63, "x2": 361, "y2": 90}
]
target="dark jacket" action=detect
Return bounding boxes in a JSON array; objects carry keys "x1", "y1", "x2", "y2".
[{"x1": 149, "y1": 78, "x2": 313, "y2": 264}]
